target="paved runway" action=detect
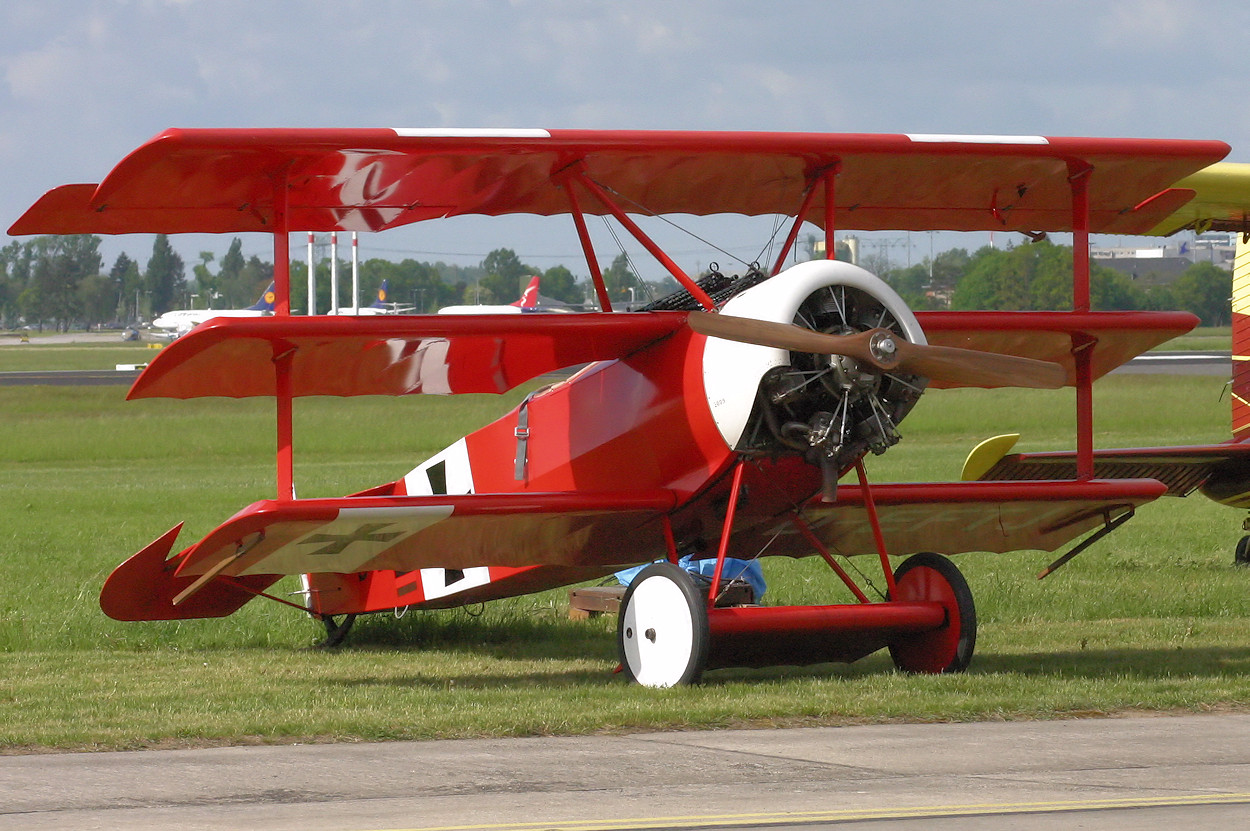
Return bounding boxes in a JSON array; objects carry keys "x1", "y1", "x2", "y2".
[{"x1": 3, "y1": 713, "x2": 1249, "y2": 830}]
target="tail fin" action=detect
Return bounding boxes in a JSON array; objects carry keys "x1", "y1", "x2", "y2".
[
  {"x1": 248, "y1": 282, "x2": 276, "y2": 312},
  {"x1": 369, "y1": 280, "x2": 390, "y2": 309},
  {"x1": 1235, "y1": 237, "x2": 1250, "y2": 439},
  {"x1": 510, "y1": 275, "x2": 541, "y2": 308}
]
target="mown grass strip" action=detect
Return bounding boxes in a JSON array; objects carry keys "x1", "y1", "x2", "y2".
[{"x1": 1, "y1": 370, "x2": 1248, "y2": 751}]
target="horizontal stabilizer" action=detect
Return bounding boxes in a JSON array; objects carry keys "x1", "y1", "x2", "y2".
[
  {"x1": 157, "y1": 490, "x2": 677, "y2": 609},
  {"x1": 100, "y1": 524, "x2": 282, "y2": 621}
]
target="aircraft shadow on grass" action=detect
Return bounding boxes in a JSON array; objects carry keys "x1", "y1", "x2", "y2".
[{"x1": 321, "y1": 610, "x2": 1250, "y2": 690}]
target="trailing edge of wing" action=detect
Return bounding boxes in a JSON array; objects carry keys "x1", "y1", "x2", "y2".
[{"x1": 127, "y1": 312, "x2": 688, "y2": 399}]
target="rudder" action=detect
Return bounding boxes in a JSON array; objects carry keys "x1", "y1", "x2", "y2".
[{"x1": 1234, "y1": 237, "x2": 1250, "y2": 438}]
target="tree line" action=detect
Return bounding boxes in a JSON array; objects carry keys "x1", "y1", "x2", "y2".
[
  {"x1": 0, "y1": 234, "x2": 1234, "y2": 330},
  {"x1": 880, "y1": 240, "x2": 1232, "y2": 326},
  {"x1": 0, "y1": 233, "x2": 664, "y2": 329}
]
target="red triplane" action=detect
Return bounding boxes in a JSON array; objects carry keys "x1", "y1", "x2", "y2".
[{"x1": 11, "y1": 130, "x2": 1245, "y2": 686}]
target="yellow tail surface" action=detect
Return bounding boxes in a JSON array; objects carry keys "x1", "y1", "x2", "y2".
[{"x1": 1234, "y1": 236, "x2": 1250, "y2": 439}]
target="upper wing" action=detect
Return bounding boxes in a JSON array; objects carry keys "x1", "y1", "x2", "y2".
[
  {"x1": 10, "y1": 129, "x2": 1227, "y2": 235},
  {"x1": 127, "y1": 312, "x2": 687, "y2": 399}
]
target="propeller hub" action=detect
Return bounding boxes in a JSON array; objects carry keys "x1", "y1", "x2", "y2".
[{"x1": 867, "y1": 330, "x2": 901, "y2": 369}]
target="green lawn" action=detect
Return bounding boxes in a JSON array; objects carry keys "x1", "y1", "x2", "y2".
[{"x1": 2, "y1": 357, "x2": 1250, "y2": 752}]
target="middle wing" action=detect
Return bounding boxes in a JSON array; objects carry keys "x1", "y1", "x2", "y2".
[{"x1": 127, "y1": 312, "x2": 687, "y2": 399}]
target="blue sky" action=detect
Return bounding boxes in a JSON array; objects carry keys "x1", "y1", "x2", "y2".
[{"x1": 3, "y1": 0, "x2": 1246, "y2": 276}]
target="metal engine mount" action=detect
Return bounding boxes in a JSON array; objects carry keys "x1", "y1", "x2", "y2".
[{"x1": 743, "y1": 282, "x2": 926, "y2": 476}]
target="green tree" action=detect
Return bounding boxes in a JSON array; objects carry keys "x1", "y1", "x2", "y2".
[
  {"x1": 25, "y1": 235, "x2": 103, "y2": 328},
  {"x1": 110, "y1": 252, "x2": 141, "y2": 322},
  {"x1": 951, "y1": 241, "x2": 1144, "y2": 311},
  {"x1": 1171, "y1": 261, "x2": 1232, "y2": 326},
  {"x1": 0, "y1": 240, "x2": 27, "y2": 327},
  {"x1": 480, "y1": 248, "x2": 533, "y2": 304},
  {"x1": 541, "y1": 264, "x2": 582, "y2": 303},
  {"x1": 191, "y1": 251, "x2": 217, "y2": 306},
  {"x1": 215, "y1": 239, "x2": 250, "y2": 307},
  {"x1": 77, "y1": 273, "x2": 119, "y2": 328},
  {"x1": 601, "y1": 253, "x2": 638, "y2": 303},
  {"x1": 144, "y1": 234, "x2": 185, "y2": 314}
]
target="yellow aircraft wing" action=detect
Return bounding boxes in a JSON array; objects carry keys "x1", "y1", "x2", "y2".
[{"x1": 1149, "y1": 161, "x2": 1250, "y2": 235}]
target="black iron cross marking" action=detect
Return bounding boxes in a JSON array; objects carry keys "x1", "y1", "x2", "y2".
[{"x1": 300, "y1": 523, "x2": 402, "y2": 557}]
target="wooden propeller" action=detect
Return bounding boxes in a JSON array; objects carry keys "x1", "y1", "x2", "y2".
[{"x1": 688, "y1": 311, "x2": 1067, "y2": 390}]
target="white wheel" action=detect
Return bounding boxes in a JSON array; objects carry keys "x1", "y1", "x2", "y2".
[{"x1": 617, "y1": 563, "x2": 709, "y2": 687}]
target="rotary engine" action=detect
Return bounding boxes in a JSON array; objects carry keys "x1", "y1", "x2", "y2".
[{"x1": 700, "y1": 260, "x2": 928, "y2": 483}]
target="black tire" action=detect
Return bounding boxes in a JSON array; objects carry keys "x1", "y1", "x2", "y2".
[
  {"x1": 1235, "y1": 536, "x2": 1250, "y2": 566},
  {"x1": 887, "y1": 552, "x2": 976, "y2": 674},
  {"x1": 617, "y1": 563, "x2": 710, "y2": 687}
]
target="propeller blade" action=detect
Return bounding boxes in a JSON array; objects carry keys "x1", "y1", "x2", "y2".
[
  {"x1": 688, "y1": 311, "x2": 881, "y2": 363},
  {"x1": 688, "y1": 311, "x2": 1066, "y2": 390},
  {"x1": 892, "y1": 339, "x2": 1067, "y2": 389}
]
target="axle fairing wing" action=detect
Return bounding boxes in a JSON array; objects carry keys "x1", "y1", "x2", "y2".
[{"x1": 10, "y1": 129, "x2": 1228, "y2": 237}]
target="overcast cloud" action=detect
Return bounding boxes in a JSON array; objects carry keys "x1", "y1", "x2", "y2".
[{"x1": 3, "y1": 0, "x2": 1247, "y2": 272}]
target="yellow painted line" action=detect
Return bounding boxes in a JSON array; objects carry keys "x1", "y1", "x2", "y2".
[{"x1": 379, "y1": 792, "x2": 1250, "y2": 831}]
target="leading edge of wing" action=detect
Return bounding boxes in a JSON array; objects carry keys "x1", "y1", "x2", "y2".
[
  {"x1": 127, "y1": 312, "x2": 688, "y2": 399},
  {"x1": 165, "y1": 491, "x2": 678, "y2": 593}
]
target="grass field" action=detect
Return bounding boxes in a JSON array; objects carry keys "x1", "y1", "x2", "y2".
[{"x1": 3, "y1": 348, "x2": 1250, "y2": 752}]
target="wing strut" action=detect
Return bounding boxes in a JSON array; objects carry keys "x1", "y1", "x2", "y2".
[
  {"x1": 564, "y1": 182, "x2": 614, "y2": 312},
  {"x1": 853, "y1": 460, "x2": 898, "y2": 596},
  {"x1": 823, "y1": 162, "x2": 839, "y2": 263},
  {"x1": 770, "y1": 168, "x2": 826, "y2": 276},
  {"x1": 707, "y1": 460, "x2": 748, "y2": 603},
  {"x1": 273, "y1": 169, "x2": 295, "y2": 500},
  {"x1": 568, "y1": 169, "x2": 717, "y2": 310},
  {"x1": 1037, "y1": 505, "x2": 1135, "y2": 579},
  {"x1": 1070, "y1": 162, "x2": 1095, "y2": 480}
]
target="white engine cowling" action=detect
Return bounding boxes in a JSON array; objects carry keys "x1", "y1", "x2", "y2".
[{"x1": 701, "y1": 259, "x2": 928, "y2": 473}]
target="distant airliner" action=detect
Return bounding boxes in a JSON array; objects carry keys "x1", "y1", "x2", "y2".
[
  {"x1": 149, "y1": 283, "x2": 275, "y2": 339},
  {"x1": 439, "y1": 275, "x2": 574, "y2": 314}
]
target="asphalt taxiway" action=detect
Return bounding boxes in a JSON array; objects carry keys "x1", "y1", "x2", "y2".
[{"x1": 3, "y1": 713, "x2": 1249, "y2": 830}]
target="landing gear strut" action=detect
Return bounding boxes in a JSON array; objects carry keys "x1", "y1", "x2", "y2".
[{"x1": 317, "y1": 613, "x2": 357, "y2": 648}]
